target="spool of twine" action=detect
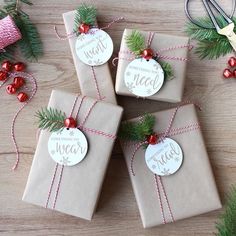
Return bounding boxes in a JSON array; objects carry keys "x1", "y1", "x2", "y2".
[{"x1": 0, "y1": 15, "x2": 22, "y2": 50}]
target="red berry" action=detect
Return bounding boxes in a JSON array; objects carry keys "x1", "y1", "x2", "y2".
[
  {"x1": 142, "y1": 48, "x2": 154, "y2": 60},
  {"x1": 6, "y1": 84, "x2": 17, "y2": 94},
  {"x1": 17, "y1": 92, "x2": 28, "y2": 102},
  {"x1": 0, "y1": 70, "x2": 7, "y2": 81},
  {"x1": 78, "y1": 23, "x2": 90, "y2": 34},
  {"x1": 223, "y1": 68, "x2": 233, "y2": 79},
  {"x1": 64, "y1": 117, "x2": 77, "y2": 128},
  {"x1": 2, "y1": 60, "x2": 12, "y2": 72},
  {"x1": 13, "y1": 77, "x2": 25, "y2": 88},
  {"x1": 233, "y1": 69, "x2": 236, "y2": 78},
  {"x1": 14, "y1": 62, "x2": 25, "y2": 72},
  {"x1": 147, "y1": 134, "x2": 158, "y2": 145},
  {"x1": 228, "y1": 57, "x2": 236, "y2": 67}
]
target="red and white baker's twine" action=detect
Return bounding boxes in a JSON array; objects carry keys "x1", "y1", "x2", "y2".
[
  {"x1": 112, "y1": 31, "x2": 193, "y2": 66},
  {"x1": 0, "y1": 15, "x2": 22, "y2": 51},
  {"x1": 45, "y1": 95, "x2": 117, "y2": 209},
  {"x1": 126, "y1": 101, "x2": 201, "y2": 224},
  {"x1": 54, "y1": 17, "x2": 124, "y2": 40},
  {"x1": 0, "y1": 72, "x2": 37, "y2": 170}
]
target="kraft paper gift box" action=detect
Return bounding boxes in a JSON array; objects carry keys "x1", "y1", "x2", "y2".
[
  {"x1": 120, "y1": 104, "x2": 221, "y2": 228},
  {"x1": 22, "y1": 90, "x2": 123, "y2": 220},
  {"x1": 63, "y1": 10, "x2": 117, "y2": 104},
  {"x1": 115, "y1": 29, "x2": 190, "y2": 103}
]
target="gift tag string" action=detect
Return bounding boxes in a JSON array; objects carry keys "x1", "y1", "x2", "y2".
[
  {"x1": 112, "y1": 31, "x2": 193, "y2": 66},
  {"x1": 129, "y1": 101, "x2": 201, "y2": 176},
  {"x1": 54, "y1": 17, "x2": 124, "y2": 40}
]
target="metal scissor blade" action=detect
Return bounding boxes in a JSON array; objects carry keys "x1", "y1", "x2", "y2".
[{"x1": 202, "y1": 0, "x2": 233, "y2": 32}]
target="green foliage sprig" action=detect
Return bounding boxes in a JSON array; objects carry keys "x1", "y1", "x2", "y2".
[
  {"x1": 126, "y1": 30, "x2": 145, "y2": 56},
  {"x1": 126, "y1": 30, "x2": 174, "y2": 80},
  {"x1": 185, "y1": 16, "x2": 235, "y2": 59},
  {"x1": 119, "y1": 114, "x2": 155, "y2": 142},
  {"x1": 216, "y1": 186, "x2": 236, "y2": 236},
  {"x1": 74, "y1": 4, "x2": 97, "y2": 33},
  {"x1": 35, "y1": 108, "x2": 66, "y2": 132},
  {"x1": 0, "y1": 0, "x2": 43, "y2": 62}
]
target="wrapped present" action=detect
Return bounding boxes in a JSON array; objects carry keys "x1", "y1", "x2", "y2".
[
  {"x1": 62, "y1": 6, "x2": 117, "y2": 104},
  {"x1": 115, "y1": 29, "x2": 190, "y2": 103},
  {"x1": 22, "y1": 90, "x2": 123, "y2": 220},
  {"x1": 119, "y1": 103, "x2": 221, "y2": 228}
]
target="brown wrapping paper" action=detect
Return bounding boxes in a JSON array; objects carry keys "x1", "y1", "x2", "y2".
[
  {"x1": 115, "y1": 29, "x2": 190, "y2": 103},
  {"x1": 120, "y1": 104, "x2": 221, "y2": 228},
  {"x1": 63, "y1": 10, "x2": 117, "y2": 104},
  {"x1": 22, "y1": 90, "x2": 123, "y2": 220}
]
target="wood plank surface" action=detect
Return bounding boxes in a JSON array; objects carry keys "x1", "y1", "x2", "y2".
[{"x1": 0, "y1": 0, "x2": 235, "y2": 235}]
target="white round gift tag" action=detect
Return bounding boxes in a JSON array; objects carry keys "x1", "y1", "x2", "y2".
[
  {"x1": 124, "y1": 58, "x2": 164, "y2": 97},
  {"x1": 75, "y1": 28, "x2": 114, "y2": 66},
  {"x1": 48, "y1": 128, "x2": 88, "y2": 166},
  {"x1": 145, "y1": 138, "x2": 183, "y2": 176}
]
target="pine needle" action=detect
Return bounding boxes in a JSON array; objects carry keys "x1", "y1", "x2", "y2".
[
  {"x1": 119, "y1": 114, "x2": 155, "y2": 141},
  {"x1": 35, "y1": 108, "x2": 66, "y2": 132},
  {"x1": 14, "y1": 14, "x2": 43, "y2": 61},
  {"x1": 216, "y1": 186, "x2": 236, "y2": 236},
  {"x1": 185, "y1": 16, "x2": 236, "y2": 59},
  {"x1": 159, "y1": 61, "x2": 174, "y2": 80},
  {"x1": 126, "y1": 30, "x2": 146, "y2": 56},
  {"x1": 74, "y1": 4, "x2": 97, "y2": 32}
]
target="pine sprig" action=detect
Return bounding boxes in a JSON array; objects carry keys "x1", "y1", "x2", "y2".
[
  {"x1": 185, "y1": 16, "x2": 236, "y2": 59},
  {"x1": 0, "y1": 0, "x2": 43, "y2": 62},
  {"x1": 216, "y1": 186, "x2": 236, "y2": 236},
  {"x1": 74, "y1": 4, "x2": 97, "y2": 32},
  {"x1": 159, "y1": 61, "x2": 174, "y2": 80},
  {"x1": 35, "y1": 108, "x2": 66, "y2": 132},
  {"x1": 126, "y1": 30, "x2": 145, "y2": 56},
  {"x1": 119, "y1": 114, "x2": 155, "y2": 141},
  {"x1": 14, "y1": 14, "x2": 43, "y2": 61}
]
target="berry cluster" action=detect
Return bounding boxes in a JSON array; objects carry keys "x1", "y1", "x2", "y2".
[
  {"x1": 223, "y1": 57, "x2": 236, "y2": 79},
  {"x1": 0, "y1": 61, "x2": 28, "y2": 102}
]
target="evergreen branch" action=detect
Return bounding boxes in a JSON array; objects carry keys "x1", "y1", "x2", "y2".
[
  {"x1": 216, "y1": 186, "x2": 236, "y2": 236},
  {"x1": 74, "y1": 4, "x2": 97, "y2": 31},
  {"x1": 126, "y1": 30, "x2": 145, "y2": 55},
  {"x1": 119, "y1": 114, "x2": 155, "y2": 141},
  {"x1": 159, "y1": 61, "x2": 174, "y2": 80},
  {"x1": 185, "y1": 16, "x2": 236, "y2": 59},
  {"x1": 35, "y1": 108, "x2": 66, "y2": 132},
  {"x1": 14, "y1": 14, "x2": 43, "y2": 61},
  {"x1": 0, "y1": 44, "x2": 16, "y2": 61}
]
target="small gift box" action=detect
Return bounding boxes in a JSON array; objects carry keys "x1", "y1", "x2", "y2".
[
  {"x1": 62, "y1": 8, "x2": 117, "y2": 104},
  {"x1": 22, "y1": 90, "x2": 123, "y2": 220},
  {"x1": 115, "y1": 29, "x2": 190, "y2": 103},
  {"x1": 119, "y1": 103, "x2": 221, "y2": 228}
]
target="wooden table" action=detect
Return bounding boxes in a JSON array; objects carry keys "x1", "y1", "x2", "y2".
[{"x1": 0, "y1": 0, "x2": 235, "y2": 235}]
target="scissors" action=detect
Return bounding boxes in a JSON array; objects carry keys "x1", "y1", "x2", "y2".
[{"x1": 185, "y1": 0, "x2": 236, "y2": 51}]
